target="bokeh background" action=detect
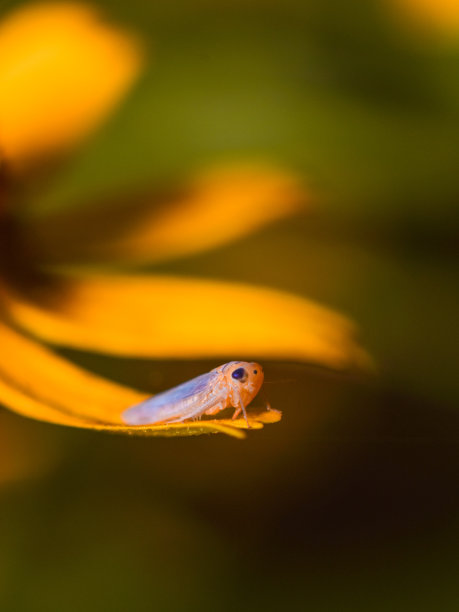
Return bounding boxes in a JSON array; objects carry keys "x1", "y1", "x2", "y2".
[{"x1": 1, "y1": 0, "x2": 459, "y2": 610}]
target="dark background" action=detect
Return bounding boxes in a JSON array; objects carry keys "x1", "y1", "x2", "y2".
[{"x1": 1, "y1": 0, "x2": 458, "y2": 610}]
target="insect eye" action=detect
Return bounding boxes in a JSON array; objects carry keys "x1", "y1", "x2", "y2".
[{"x1": 232, "y1": 367, "x2": 248, "y2": 382}]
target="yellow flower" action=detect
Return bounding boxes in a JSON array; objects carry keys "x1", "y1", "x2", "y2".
[
  {"x1": 0, "y1": 2, "x2": 142, "y2": 163},
  {"x1": 387, "y1": 0, "x2": 459, "y2": 38},
  {"x1": 0, "y1": 2, "x2": 369, "y2": 439}
]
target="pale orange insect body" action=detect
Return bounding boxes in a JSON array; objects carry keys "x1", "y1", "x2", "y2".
[{"x1": 122, "y1": 361, "x2": 264, "y2": 427}]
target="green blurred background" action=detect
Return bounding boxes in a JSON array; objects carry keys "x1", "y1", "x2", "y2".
[{"x1": 1, "y1": 0, "x2": 459, "y2": 610}]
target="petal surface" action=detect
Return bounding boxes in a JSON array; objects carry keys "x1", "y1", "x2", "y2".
[
  {"x1": 3, "y1": 274, "x2": 370, "y2": 369},
  {"x1": 25, "y1": 163, "x2": 305, "y2": 265},
  {"x1": 0, "y1": 317, "x2": 146, "y2": 425},
  {"x1": 0, "y1": 2, "x2": 143, "y2": 163},
  {"x1": 0, "y1": 318, "x2": 277, "y2": 437}
]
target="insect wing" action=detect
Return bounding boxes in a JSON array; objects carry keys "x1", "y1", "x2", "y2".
[{"x1": 122, "y1": 370, "x2": 220, "y2": 425}]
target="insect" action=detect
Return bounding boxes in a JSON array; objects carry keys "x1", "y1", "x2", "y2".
[{"x1": 122, "y1": 361, "x2": 264, "y2": 427}]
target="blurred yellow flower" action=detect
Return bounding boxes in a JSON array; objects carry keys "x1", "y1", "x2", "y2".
[
  {"x1": 0, "y1": 2, "x2": 142, "y2": 163},
  {"x1": 0, "y1": 2, "x2": 369, "y2": 439},
  {"x1": 388, "y1": 0, "x2": 459, "y2": 37}
]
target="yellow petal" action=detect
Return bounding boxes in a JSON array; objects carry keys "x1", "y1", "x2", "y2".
[
  {"x1": 89, "y1": 407, "x2": 281, "y2": 439},
  {"x1": 388, "y1": 0, "x2": 459, "y2": 36},
  {"x1": 3, "y1": 274, "x2": 370, "y2": 369},
  {"x1": 0, "y1": 317, "x2": 146, "y2": 425},
  {"x1": 0, "y1": 319, "x2": 276, "y2": 438},
  {"x1": 26, "y1": 163, "x2": 305, "y2": 265},
  {"x1": 0, "y1": 2, "x2": 143, "y2": 163}
]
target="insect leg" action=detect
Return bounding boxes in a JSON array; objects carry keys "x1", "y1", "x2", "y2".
[
  {"x1": 265, "y1": 402, "x2": 282, "y2": 415},
  {"x1": 231, "y1": 387, "x2": 250, "y2": 428},
  {"x1": 231, "y1": 406, "x2": 241, "y2": 419}
]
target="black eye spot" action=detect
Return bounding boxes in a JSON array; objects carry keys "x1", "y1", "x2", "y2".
[
  {"x1": 232, "y1": 367, "x2": 247, "y2": 382},
  {"x1": 253, "y1": 370, "x2": 258, "y2": 375}
]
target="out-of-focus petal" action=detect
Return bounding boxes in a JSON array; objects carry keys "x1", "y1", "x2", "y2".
[
  {"x1": 3, "y1": 274, "x2": 371, "y2": 369},
  {"x1": 0, "y1": 318, "x2": 146, "y2": 425},
  {"x1": 388, "y1": 0, "x2": 459, "y2": 36},
  {"x1": 0, "y1": 319, "x2": 277, "y2": 438},
  {"x1": 0, "y1": 2, "x2": 143, "y2": 163},
  {"x1": 25, "y1": 164, "x2": 305, "y2": 265}
]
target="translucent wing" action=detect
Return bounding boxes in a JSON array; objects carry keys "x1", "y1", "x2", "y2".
[{"x1": 122, "y1": 370, "x2": 222, "y2": 425}]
